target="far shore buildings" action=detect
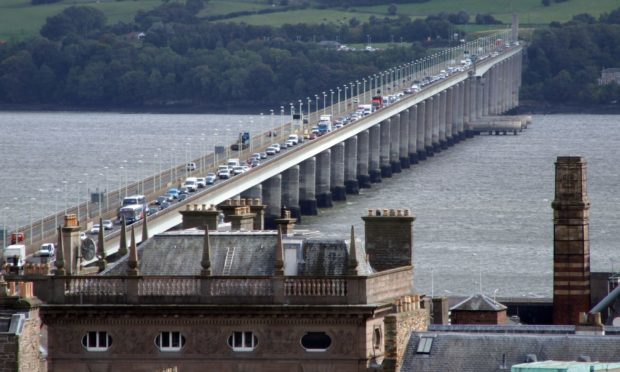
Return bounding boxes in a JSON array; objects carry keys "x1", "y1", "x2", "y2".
[{"x1": 1, "y1": 157, "x2": 620, "y2": 371}]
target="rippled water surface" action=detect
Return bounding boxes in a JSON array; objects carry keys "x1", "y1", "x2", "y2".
[{"x1": 1, "y1": 112, "x2": 619, "y2": 297}]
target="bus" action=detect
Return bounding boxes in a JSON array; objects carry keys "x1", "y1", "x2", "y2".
[{"x1": 119, "y1": 204, "x2": 145, "y2": 224}]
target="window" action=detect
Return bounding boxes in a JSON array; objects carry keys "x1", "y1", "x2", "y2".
[
  {"x1": 227, "y1": 332, "x2": 258, "y2": 352},
  {"x1": 155, "y1": 332, "x2": 186, "y2": 352},
  {"x1": 373, "y1": 327, "x2": 382, "y2": 350},
  {"x1": 82, "y1": 331, "x2": 112, "y2": 352},
  {"x1": 301, "y1": 332, "x2": 332, "y2": 352},
  {"x1": 416, "y1": 336, "x2": 434, "y2": 354}
]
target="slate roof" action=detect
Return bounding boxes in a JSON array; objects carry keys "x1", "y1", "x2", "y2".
[
  {"x1": 402, "y1": 330, "x2": 620, "y2": 372},
  {"x1": 103, "y1": 229, "x2": 373, "y2": 277},
  {"x1": 450, "y1": 293, "x2": 507, "y2": 312}
]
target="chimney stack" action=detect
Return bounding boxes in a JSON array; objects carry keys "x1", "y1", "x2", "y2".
[
  {"x1": 61, "y1": 214, "x2": 81, "y2": 275},
  {"x1": 552, "y1": 156, "x2": 591, "y2": 325},
  {"x1": 180, "y1": 204, "x2": 220, "y2": 231},
  {"x1": 362, "y1": 208, "x2": 415, "y2": 272}
]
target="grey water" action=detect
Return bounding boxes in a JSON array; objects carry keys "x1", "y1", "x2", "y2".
[{"x1": 1, "y1": 112, "x2": 619, "y2": 298}]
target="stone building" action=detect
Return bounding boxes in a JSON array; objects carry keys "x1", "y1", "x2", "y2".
[
  {"x1": 600, "y1": 68, "x2": 620, "y2": 85},
  {"x1": 19, "y1": 205, "x2": 428, "y2": 372}
]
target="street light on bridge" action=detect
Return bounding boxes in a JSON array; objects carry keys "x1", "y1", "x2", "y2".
[{"x1": 329, "y1": 89, "x2": 334, "y2": 117}]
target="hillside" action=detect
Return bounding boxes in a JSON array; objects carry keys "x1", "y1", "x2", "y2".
[{"x1": 2, "y1": 0, "x2": 620, "y2": 41}]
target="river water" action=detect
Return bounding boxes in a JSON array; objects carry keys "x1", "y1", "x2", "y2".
[{"x1": 1, "y1": 112, "x2": 619, "y2": 298}]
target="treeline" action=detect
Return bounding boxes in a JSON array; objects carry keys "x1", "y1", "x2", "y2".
[
  {"x1": 314, "y1": 0, "x2": 429, "y2": 5},
  {"x1": 522, "y1": 7, "x2": 620, "y2": 105},
  {"x1": 0, "y1": 3, "x2": 438, "y2": 108}
]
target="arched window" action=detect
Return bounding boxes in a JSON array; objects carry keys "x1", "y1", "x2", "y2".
[
  {"x1": 82, "y1": 331, "x2": 112, "y2": 352},
  {"x1": 155, "y1": 331, "x2": 186, "y2": 352},
  {"x1": 301, "y1": 332, "x2": 331, "y2": 352},
  {"x1": 227, "y1": 332, "x2": 258, "y2": 352},
  {"x1": 373, "y1": 327, "x2": 382, "y2": 350}
]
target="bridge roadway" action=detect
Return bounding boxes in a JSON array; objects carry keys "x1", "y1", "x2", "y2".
[{"x1": 86, "y1": 45, "x2": 524, "y2": 264}]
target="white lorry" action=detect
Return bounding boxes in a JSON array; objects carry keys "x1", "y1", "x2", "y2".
[
  {"x1": 358, "y1": 104, "x2": 372, "y2": 116},
  {"x1": 4, "y1": 244, "x2": 26, "y2": 270}
]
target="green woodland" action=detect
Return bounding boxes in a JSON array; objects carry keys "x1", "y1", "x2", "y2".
[{"x1": 0, "y1": 0, "x2": 619, "y2": 109}]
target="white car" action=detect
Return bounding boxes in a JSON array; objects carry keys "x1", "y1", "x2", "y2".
[
  {"x1": 183, "y1": 179, "x2": 198, "y2": 192},
  {"x1": 287, "y1": 134, "x2": 299, "y2": 145},
  {"x1": 90, "y1": 224, "x2": 101, "y2": 234},
  {"x1": 196, "y1": 177, "x2": 207, "y2": 188},
  {"x1": 232, "y1": 165, "x2": 245, "y2": 175},
  {"x1": 286, "y1": 139, "x2": 296, "y2": 147},
  {"x1": 102, "y1": 219, "x2": 113, "y2": 230},
  {"x1": 271, "y1": 144, "x2": 281, "y2": 153},
  {"x1": 219, "y1": 168, "x2": 231, "y2": 179},
  {"x1": 37, "y1": 243, "x2": 55, "y2": 257},
  {"x1": 266, "y1": 146, "x2": 277, "y2": 156}
]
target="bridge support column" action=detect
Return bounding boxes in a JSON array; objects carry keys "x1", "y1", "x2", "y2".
[
  {"x1": 408, "y1": 105, "x2": 418, "y2": 164},
  {"x1": 459, "y1": 81, "x2": 466, "y2": 140},
  {"x1": 299, "y1": 157, "x2": 317, "y2": 215},
  {"x1": 331, "y1": 142, "x2": 346, "y2": 201},
  {"x1": 262, "y1": 174, "x2": 282, "y2": 230},
  {"x1": 438, "y1": 91, "x2": 447, "y2": 150},
  {"x1": 316, "y1": 150, "x2": 332, "y2": 208},
  {"x1": 390, "y1": 114, "x2": 402, "y2": 173},
  {"x1": 488, "y1": 66, "x2": 496, "y2": 115},
  {"x1": 345, "y1": 136, "x2": 359, "y2": 194},
  {"x1": 241, "y1": 184, "x2": 262, "y2": 200},
  {"x1": 424, "y1": 97, "x2": 434, "y2": 156},
  {"x1": 369, "y1": 124, "x2": 382, "y2": 183},
  {"x1": 446, "y1": 87, "x2": 454, "y2": 146},
  {"x1": 416, "y1": 101, "x2": 426, "y2": 161},
  {"x1": 482, "y1": 73, "x2": 490, "y2": 117},
  {"x1": 399, "y1": 110, "x2": 410, "y2": 169},
  {"x1": 453, "y1": 83, "x2": 462, "y2": 143},
  {"x1": 357, "y1": 130, "x2": 371, "y2": 188},
  {"x1": 432, "y1": 94, "x2": 441, "y2": 153},
  {"x1": 380, "y1": 119, "x2": 393, "y2": 177},
  {"x1": 476, "y1": 77, "x2": 484, "y2": 122},
  {"x1": 463, "y1": 79, "x2": 471, "y2": 139},
  {"x1": 281, "y1": 165, "x2": 300, "y2": 221}
]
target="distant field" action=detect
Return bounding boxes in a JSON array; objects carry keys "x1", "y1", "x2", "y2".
[{"x1": 1, "y1": 0, "x2": 618, "y2": 42}]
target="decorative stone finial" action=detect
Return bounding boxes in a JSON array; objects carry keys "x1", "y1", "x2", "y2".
[
  {"x1": 118, "y1": 216, "x2": 128, "y2": 256},
  {"x1": 274, "y1": 225, "x2": 284, "y2": 276},
  {"x1": 54, "y1": 225, "x2": 66, "y2": 276},
  {"x1": 347, "y1": 225, "x2": 360, "y2": 275},
  {"x1": 142, "y1": 215, "x2": 149, "y2": 243},
  {"x1": 127, "y1": 226, "x2": 139, "y2": 276},
  {"x1": 97, "y1": 217, "x2": 107, "y2": 271}
]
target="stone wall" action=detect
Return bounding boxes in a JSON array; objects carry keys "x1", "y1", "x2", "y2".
[
  {"x1": 0, "y1": 333, "x2": 18, "y2": 372},
  {"x1": 0, "y1": 309, "x2": 43, "y2": 372},
  {"x1": 382, "y1": 300, "x2": 429, "y2": 372}
]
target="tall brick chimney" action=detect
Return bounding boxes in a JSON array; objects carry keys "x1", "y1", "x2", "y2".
[
  {"x1": 61, "y1": 214, "x2": 81, "y2": 275},
  {"x1": 362, "y1": 208, "x2": 415, "y2": 272},
  {"x1": 552, "y1": 156, "x2": 591, "y2": 325}
]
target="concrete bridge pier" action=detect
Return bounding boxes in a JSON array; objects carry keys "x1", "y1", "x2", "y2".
[
  {"x1": 488, "y1": 66, "x2": 496, "y2": 115},
  {"x1": 482, "y1": 73, "x2": 490, "y2": 117},
  {"x1": 438, "y1": 90, "x2": 448, "y2": 150},
  {"x1": 432, "y1": 93, "x2": 441, "y2": 153},
  {"x1": 299, "y1": 157, "x2": 317, "y2": 215},
  {"x1": 390, "y1": 114, "x2": 402, "y2": 173},
  {"x1": 241, "y1": 184, "x2": 262, "y2": 200},
  {"x1": 345, "y1": 136, "x2": 360, "y2": 194},
  {"x1": 408, "y1": 105, "x2": 418, "y2": 164},
  {"x1": 357, "y1": 130, "x2": 371, "y2": 188},
  {"x1": 475, "y1": 77, "x2": 484, "y2": 133},
  {"x1": 331, "y1": 142, "x2": 346, "y2": 201},
  {"x1": 466, "y1": 77, "x2": 476, "y2": 138},
  {"x1": 416, "y1": 101, "x2": 427, "y2": 161},
  {"x1": 380, "y1": 119, "x2": 393, "y2": 177},
  {"x1": 454, "y1": 82, "x2": 464, "y2": 143},
  {"x1": 445, "y1": 87, "x2": 454, "y2": 146},
  {"x1": 281, "y1": 165, "x2": 300, "y2": 221},
  {"x1": 369, "y1": 124, "x2": 382, "y2": 183},
  {"x1": 399, "y1": 110, "x2": 410, "y2": 169},
  {"x1": 316, "y1": 149, "x2": 333, "y2": 208},
  {"x1": 424, "y1": 97, "x2": 434, "y2": 156},
  {"x1": 262, "y1": 174, "x2": 282, "y2": 229}
]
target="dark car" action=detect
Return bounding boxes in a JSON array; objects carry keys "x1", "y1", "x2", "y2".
[
  {"x1": 159, "y1": 200, "x2": 171, "y2": 210},
  {"x1": 155, "y1": 196, "x2": 168, "y2": 205}
]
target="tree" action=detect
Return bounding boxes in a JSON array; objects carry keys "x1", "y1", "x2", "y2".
[
  {"x1": 40, "y1": 6, "x2": 106, "y2": 41},
  {"x1": 387, "y1": 4, "x2": 397, "y2": 16},
  {"x1": 542, "y1": 0, "x2": 551, "y2": 6}
]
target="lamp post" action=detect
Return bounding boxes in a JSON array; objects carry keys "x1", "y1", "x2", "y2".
[
  {"x1": 349, "y1": 82, "x2": 354, "y2": 105},
  {"x1": 62, "y1": 180, "x2": 68, "y2": 214},
  {"x1": 322, "y1": 91, "x2": 326, "y2": 115},
  {"x1": 362, "y1": 78, "x2": 366, "y2": 102},
  {"x1": 76, "y1": 181, "x2": 82, "y2": 221},
  {"x1": 298, "y1": 100, "x2": 303, "y2": 132},
  {"x1": 329, "y1": 89, "x2": 334, "y2": 117},
  {"x1": 356, "y1": 80, "x2": 360, "y2": 101},
  {"x1": 269, "y1": 110, "x2": 274, "y2": 145},
  {"x1": 83, "y1": 173, "x2": 89, "y2": 219},
  {"x1": 122, "y1": 160, "x2": 129, "y2": 197},
  {"x1": 97, "y1": 174, "x2": 104, "y2": 218},
  {"x1": 54, "y1": 189, "x2": 60, "y2": 228},
  {"x1": 280, "y1": 106, "x2": 284, "y2": 140},
  {"x1": 38, "y1": 188, "x2": 44, "y2": 239},
  {"x1": 314, "y1": 95, "x2": 319, "y2": 116},
  {"x1": 2, "y1": 206, "x2": 9, "y2": 250},
  {"x1": 306, "y1": 97, "x2": 311, "y2": 122},
  {"x1": 336, "y1": 87, "x2": 341, "y2": 115},
  {"x1": 103, "y1": 166, "x2": 109, "y2": 210},
  {"x1": 29, "y1": 197, "x2": 35, "y2": 246}
]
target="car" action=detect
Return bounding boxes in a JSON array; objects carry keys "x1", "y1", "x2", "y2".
[
  {"x1": 196, "y1": 177, "x2": 207, "y2": 188},
  {"x1": 260, "y1": 152, "x2": 267, "y2": 159},
  {"x1": 271, "y1": 144, "x2": 281, "y2": 153},
  {"x1": 280, "y1": 142, "x2": 288, "y2": 149},
  {"x1": 251, "y1": 152, "x2": 261, "y2": 160},
  {"x1": 219, "y1": 168, "x2": 231, "y2": 179},
  {"x1": 102, "y1": 220, "x2": 113, "y2": 230},
  {"x1": 205, "y1": 172, "x2": 216, "y2": 184},
  {"x1": 159, "y1": 200, "x2": 171, "y2": 210},
  {"x1": 287, "y1": 134, "x2": 299, "y2": 145},
  {"x1": 178, "y1": 193, "x2": 188, "y2": 202},
  {"x1": 266, "y1": 146, "x2": 277, "y2": 156},
  {"x1": 183, "y1": 178, "x2": 198, "y2": 192},
  {"x1": 155, "y1": 195, "x2": 169, "y2": 205},
  {"x1": 232, "y1": 165, "x2": 245, "y2": 175},
  {"x1": 186, "y1": 162, "x2": 196, "y2": 171},
  {"x1": 37, "y1": 243, "x2": 55, "y2": 257},
  {"x1": 148, "y1": 206, "x2": 159, "y2": 216},
  {"x1": 286, "y1": 139, "x2": 296, "y2": 147},
  {"x1": 167, "y1": 188, "x2": 180, "y2": 199},
  {"x1": 250, "y1": 158, "x2": 260, "y2": 167},
  {"x1": 89, "y1": 224, "x2": 101, "y2": 234},
  {"x1": 179, "y1": 186, "x2": 190, "y2": 195}
]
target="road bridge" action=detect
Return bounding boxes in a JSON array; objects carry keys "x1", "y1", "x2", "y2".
[{"x1": 2, "y1": 30, "x2": 527, "y2": 269}]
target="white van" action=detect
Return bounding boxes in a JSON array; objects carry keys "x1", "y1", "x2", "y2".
[
  {"x1": 183, "y1": 177, "x2": 198, "y2": 192},
  {"x1": 227, "y1": 158, "x2": 240, "y2": 170},
  {"x1": 186, "y1": 162, "x2": 196, "y2": 171},
  {"x1": 122, "y1": 195, "x2": 146, "y2": 207},
  {"x1": 287, "y1": 134, "x2": 299, "y2": 145}
]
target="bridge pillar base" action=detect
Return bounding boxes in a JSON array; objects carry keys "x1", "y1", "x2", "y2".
[
  {"x1": 316, "y1": 193, "x2": 333, "y2": 208},
  {"x1": 369, "y1": 170, "x2": 382, "y2": 183},
  {"x1": 357, "y1": 175, "x2": 371, "y2": 188},
  {"x1": 465, "y1": 130, "x2": 475, "y2": 138},
  {"x1": 345, "y1": 180, "x2": 360, "y2": 194},
  {"x1": 289, "y1": 206, "x2": 302, "y2": 223},
  {"x1": 391, "y1": 161, "x2": 402, "y2": 174},
  {"x1": 400, "y1": 157, "x2": 411, "y2": 169},
  {"x1": 440, "y1": 140, "x2": 448, "y2": 150},
  {"x1": 459, "y1": 132, "x2": 467, "y2": 141},
  {"x1": 265, "y1": 215, "x2": 278, "y2": 230},
  {"x1": 417, "y1": 150, "x2": 427, "y2": 161},
  {"x1": 409, "y1": 153, "x2": 419, "y2": 165},
  {"x1": 426, "y1": 147, "x2": 435, "y2": 157},
  {"x1": 446, "y1": 137, "x2": 455, "y2": 147},
  {"x1": 433, "y1": 143, "x2": 443, "y2": 153},
  {"x1": 381, "y1": 165, "x2": 393, "y2": 178},
  {"x1": 300, "y1": 199, "x2": 318, "y2": 215},
  {"x1": 332, "y1": 186, "x2": 347, "y2": 201}
]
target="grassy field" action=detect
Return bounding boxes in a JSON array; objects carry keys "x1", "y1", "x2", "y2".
[{"x1": 1, "y1": 0, "x2": 618, "y2": 42}]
